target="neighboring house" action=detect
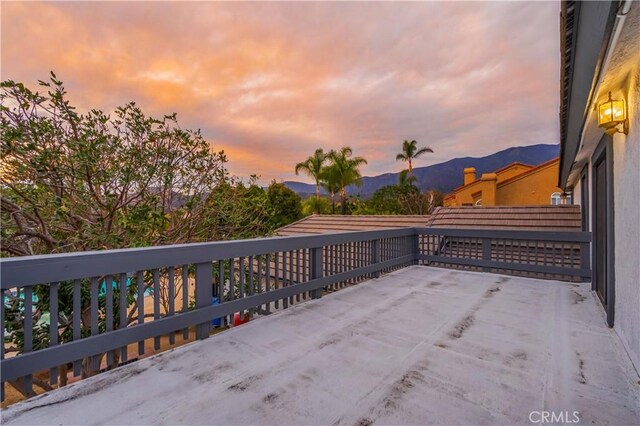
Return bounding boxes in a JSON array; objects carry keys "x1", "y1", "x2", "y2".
[
  {"x1": 443, "y1": 158, "x2": 567, "y2": 207},
  {"x1": 275, "y1": 214, "x2": 431, "y2": 236},
  {"x1": 559, "y1": 0, "x2": 639, "y2": 370}
]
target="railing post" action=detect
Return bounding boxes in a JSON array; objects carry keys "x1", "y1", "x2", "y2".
[
  {"x1": 310, "y1": 247, "x2": 323, "y2": 299},
  {"x1": 412, "y1": 232, "x2": 420, "y2": 265},
  {"x1": 580, "y1": 241, "x2": 591, "y2": 282},
  {"x1": 482, "y1": 238, "x2": 491, "y2": 272},
  {"x1": 195, "y1": 262, "x2": 213, "y2": 340},
  {"x1": 372, "y1": 239, "x2": 380, "y2": 278}
]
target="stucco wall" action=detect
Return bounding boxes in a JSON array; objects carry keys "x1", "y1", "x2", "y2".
[
  {"x1": 495, "y1": 164, "x2": 533, "y2": 183},
  {"x1": 444, "y1": 161, "x2": 562, "y2": 207},
  {"x1": 443, "y1": 180, "x2": 484, "y2": 206},
  {"x1": 612, "y1": 66, "x2": 640, "y2": 371},
  {"x1": 495, "y1": 161, "x2": 563, "y2": 205}
]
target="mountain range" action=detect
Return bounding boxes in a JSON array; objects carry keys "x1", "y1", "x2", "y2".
[{"x1": 284, "y1": 144, "x2": 560, "y2": 198}]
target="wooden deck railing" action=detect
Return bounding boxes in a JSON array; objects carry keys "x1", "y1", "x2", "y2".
[{"x1": 0, "y1": 227, "x2": 590, "y2": 402}]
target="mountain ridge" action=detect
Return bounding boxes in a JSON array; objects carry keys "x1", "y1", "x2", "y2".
[{"x1": 284, "y1": 144, "x2": 560, "y2": 197}]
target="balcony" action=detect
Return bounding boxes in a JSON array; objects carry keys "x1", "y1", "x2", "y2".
[{"x1": 1, "y1": 228, "x2": 638, "y2": 424}]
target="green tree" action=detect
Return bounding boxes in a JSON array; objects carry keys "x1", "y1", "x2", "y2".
[
  {"x1": 318, "y1": 163, "x2": 340, "y2": 214},
  {"x1": 294, "y1": 148, "x2": 327, "y2": 213},
  {"x1": 359, "y1": 185, "x2": 420, "y2": 215},
  {"x1": 324, "y1": 147, "x2": 367, "y2": 215},
  {"x1": 0, "y1": 74, "x2": 273, "y2": 256},
  {"x1": 266, "y1": 182, "x2": 302, "y2": 228},
  {"x1": 0, "y1": 74, "x2": 275, "y2": 396},
  {"x1": 398, "y1": 169, "x2": 418, "y2": 187},
  {"x1": 301, "y1": 196, "x2": 330, "y2": 216},
  {"x1": 395, "y1": 140, "x2": 433, "y2": 176}
]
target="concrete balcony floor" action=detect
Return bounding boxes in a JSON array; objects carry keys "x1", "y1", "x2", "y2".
[{"x1": 2, "y1": 266, "x2": 639, "y2": 425}]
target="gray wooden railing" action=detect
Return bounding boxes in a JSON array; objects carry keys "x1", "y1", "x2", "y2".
[{"x1": 0, "y1": 227, "x2": 590, "y2": 402}]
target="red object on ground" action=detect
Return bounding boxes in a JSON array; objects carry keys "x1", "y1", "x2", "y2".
[{"x1": 233, "y1": 312, "x2": 250, "y2": 326}]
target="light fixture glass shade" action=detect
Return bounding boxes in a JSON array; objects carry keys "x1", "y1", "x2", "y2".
[{"x1": 598, "y1": 93, "x2": 626, "y2": 129}]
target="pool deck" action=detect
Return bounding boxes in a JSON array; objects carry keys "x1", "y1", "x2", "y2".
[{"x1": 2, "y1": 266, "x2": 639, "y2": 425}]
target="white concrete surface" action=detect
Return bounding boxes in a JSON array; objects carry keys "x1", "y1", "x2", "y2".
[{"x1": 2, "y1": 267, "x2": 639, "y2": 425}]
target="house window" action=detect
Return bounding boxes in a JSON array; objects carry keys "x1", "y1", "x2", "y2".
[
  {"x1": 564, "y1": 193, "x2": 573, "y2": 205},
  {"x1": 475, "y1": 199, "x2": 482, "y2": 206},
  {"x1": 550, "y1": 192, "x2": 562, "y2": 205}
]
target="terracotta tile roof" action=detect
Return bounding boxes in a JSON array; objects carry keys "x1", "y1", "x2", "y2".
[
  {"x1": 276, "y1": 214, "x2": 431, "y2": 236},
  {"x1": 428, "y1": 205, "x2": 582, "y2": 232}
]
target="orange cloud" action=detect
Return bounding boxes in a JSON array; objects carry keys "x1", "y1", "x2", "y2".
[{"x1": 1, "y1": 1, "x2": 560, "y2": 184}]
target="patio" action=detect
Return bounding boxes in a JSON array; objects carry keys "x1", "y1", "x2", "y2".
[{"x1": 2, "y1": 266, "x2": 638, "y2": 425}]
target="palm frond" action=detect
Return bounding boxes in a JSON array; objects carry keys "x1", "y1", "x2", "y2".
[{"x1": 414, "y1": 147, "x2": 434, "y2": 157}]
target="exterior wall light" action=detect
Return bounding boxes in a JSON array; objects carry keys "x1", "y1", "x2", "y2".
[{"x1": 598, "y1": 92, "x2": 628, "y2": 135}]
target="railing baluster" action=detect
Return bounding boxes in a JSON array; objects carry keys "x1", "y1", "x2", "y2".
[
  {"x1": 265, "y1": 254, "x2": 271, "y2": 313},
  {"x1": 23, "y1": 286, "x2": 33, "y2": 396},
  {"x1": 289, "y1": 250, "x2": 294, "y2": 305},
  {"x1": 73, "y1": 279, "x2": 82, "y2": 376},
  {"x1": 341, "y1": 243, "x2": 346, "y2": 284},
  {"x1": 340, "y1": 244, "x2": 345, "y2": 286},
  {"x1": 344, "y1": 244, "x2": 348, "y2": 283},
  {"x1": 327, "y1": 245, "x2": 332, "y2": 282},
  {"x1": 373, "y1": 239, "x2": 380, "y2": 278},
  {"x1": 274, "y1": 253, "x2": 279, "y2": 310},
  {"x1": 249, "y1": 256, "x2": 255, "y2": 294},
  {"x1": 90, "y1": 277, "x2": 99, "y2": 372},
  {"x1": 49, "y1": 282, "x2": 59, "y2": 386},
  {"x1": 482, "y1": 238, "x2": 491, "y2": 272},
  {"x1": 229, "y1": 259, "x2": 236, "y2": 320},
  {"x1": 195, "y1": 262, "x2": 213, "y2": 339},
  {"x1": 218, "y1": 260, "x2": 225, "y2": 326},
  {"x1": 283, "y1": 251, "x2": 289, "y2": 309},
  {"x1": 105, "y1": 274, "x2": 114, "y2": 367},
  {"x1": 256, "y1": 255, "x2": 263, "y2": 310},
  {"x1": 153, "y1": 269, "x2": 160, "y2": 350},
  {"x1": 119, "y1": 273, "x2": 128, "y2": 362},
  {"x1": 248, "y1": 255, "x2": 254, "y2": 318},
  {"x1": 182, "y1": 265, "x2": 189, "y2": 339},
  {"x1": 296, "y1": 250, "x2": 301, "y2": 302},
  {"x1": 168, "y1": 267, "x2": 175, "y2": 345},
  {"x1": 310, "y1": 247, "x2": 323, "y2": 299},
  {"x1": 302, "y1": 249, "x2": 308, "y2": 299},
  {"x1": 239, "y1": 257, "x2": 245, "y2": 319},
  {"x1": 137, "y1": 271, "x2": 145, "y2": 356},
  {"x1": 350, "y1": 242, "x2": 354, "y2": 281},
  {"x1": 580, "y1": 241, "x2": 590, "y2": 282},
  {"x1": 334, "y1": 244, "x2": 338, "y2": 289}
]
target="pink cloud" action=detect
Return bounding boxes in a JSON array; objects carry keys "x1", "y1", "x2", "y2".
[{"x1": 1, "y1": 1, "x2": 560, "y2": 183}]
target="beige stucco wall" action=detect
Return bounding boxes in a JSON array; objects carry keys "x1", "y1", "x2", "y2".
[
  {"x1": 444, "y1": 162, "x2": 561, "y2": 207},
  {"x1": 495, "y1": 164, "x2": 533, "y2": 183},
  {"x1": 495, "y1": 161, "x2": 563, "y2": 206}
]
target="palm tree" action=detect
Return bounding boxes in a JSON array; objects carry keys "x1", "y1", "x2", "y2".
[
  {"x1": 395, "y1": 140, "x2": 433, "y2": 176},
  {"x1": 325, "y1": 147, "x2": 368, "y2": 215},
  {"x1": 295, "y1": 148, "x2": 327, "y2": 213},
  {"x1": 398, "y1": 169, "x2": 417, "y2": 187},
  {"x1": 319, "y1": 164, "x2": 340, "y2": 214}
]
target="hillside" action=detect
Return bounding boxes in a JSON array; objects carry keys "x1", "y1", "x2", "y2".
[{"x1": 284, "y1": 144, "x2": 559, "y2": 197}]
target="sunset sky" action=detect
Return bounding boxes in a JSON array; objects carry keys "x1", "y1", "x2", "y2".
[{"x1": 1, "y1": 1, "x2": 560, "y2": 184}]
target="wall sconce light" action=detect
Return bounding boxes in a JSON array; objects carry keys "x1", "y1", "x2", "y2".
[{"x1": 598, "y1": 92, "x2": 628, "y2": 135}]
